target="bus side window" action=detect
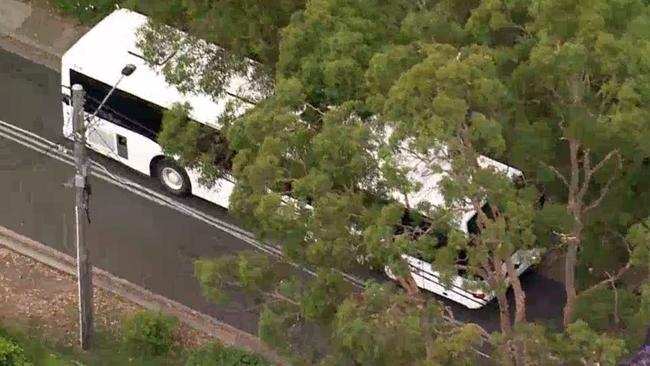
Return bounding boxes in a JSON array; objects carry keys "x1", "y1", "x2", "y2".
[{"x1": 69, "y1": 69, "x2": 162, "y2": 141}]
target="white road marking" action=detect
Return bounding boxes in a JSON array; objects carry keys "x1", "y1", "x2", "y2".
[{"x1": 0, "y1": 118, "x2": 367, "y2": 288}]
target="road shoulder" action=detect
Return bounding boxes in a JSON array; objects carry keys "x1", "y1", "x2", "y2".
[{"x1": 0, "y1": 225, "x2": 284, "y2": 364}]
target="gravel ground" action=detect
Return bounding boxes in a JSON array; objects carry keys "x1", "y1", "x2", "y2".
[{"x1": 0, "y1": 247, "x2": 211, "y2": 350}]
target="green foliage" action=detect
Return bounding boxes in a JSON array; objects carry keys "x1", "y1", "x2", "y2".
[
  {"x1": 300, "y1": 269, "x2": 353, "y2": 323},
  {"x1": 130, "y1": 0, "x2": 305, "y2": 65},
  {"x1": 491, "y1": 321, "x2": 628, "y2": 366},
  {"x1": 0, "y1": 323, "x2": 189, "y2": 366},
  {"x1": 533, "y1": 202, "x2": 574, "y2": 246},
  {"x1": 491, "y1": 323, "x2": 555, "y2": 366},
  {"x1": 419, "y1": 325, "x2": 484, "y2": 366},
  {"x1": 277, "y1": 0, "x2": 417, "y2": 106},
  {"x1": 0, "y1": 336, "x2": 31, "y2": 366},
  {"x1": 257, "y1": 305, "x2": 294, "y2": 355},
  {"x1": 556, "y1": 320, "x2": 627, "y2": 366},
  {"x1": 124, "y1": 0, "x2": 650, "y2": 363},
  {"x1": 157, "y1": 103, "x2": 235, "y2": 186},
  {"x1": 129, "y1": 0, "x2": 299, "y2": 112},
  {"x1": 574, "y1": 287, "x2": 640, "y2": 331},
  {"x1": 50, "y1": 0, "x2": 122, "y2": 25},
  {"x1": 122, "y1": 311, "x2": 178, "y2": 356},
  {"x1": 194, "y1": 251, "x2": 285, "y2": 303},
  {"x1": 185, "y1": 342, "x2": 269, "y2": 366},
  {"x1": 323, "y1": 282, "x2": 481, "y2": 366},
  {"x1": 628, "y1": 217, "x2": 650, "y2": 266}
]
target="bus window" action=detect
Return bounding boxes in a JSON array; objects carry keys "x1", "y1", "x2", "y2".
[{"x1": 69, "y1": 69, "x2": 163, "y2": 141}]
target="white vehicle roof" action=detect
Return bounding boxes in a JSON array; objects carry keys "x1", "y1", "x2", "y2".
[
  {"x1": 62, "y1": 8, "x2": 260, "y2": 129},
  {"x1": 389, "y1": 137, "x2": 523, "y2": 233}
]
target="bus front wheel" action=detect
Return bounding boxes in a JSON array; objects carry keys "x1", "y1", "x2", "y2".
[{"x1": 155, "y1": 159, "x2": 191, "y2": 196}]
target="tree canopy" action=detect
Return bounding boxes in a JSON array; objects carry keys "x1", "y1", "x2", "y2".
[{"x1": 126, "y1": 0, "x2": 650, "y2": 364}]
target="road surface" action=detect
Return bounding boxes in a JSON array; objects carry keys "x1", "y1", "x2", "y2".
[{"x1": 0, "y1": 46, "x2": 566, "y2": 335}]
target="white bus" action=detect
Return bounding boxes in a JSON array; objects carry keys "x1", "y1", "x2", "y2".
[
  {"x1": 60, "y1": 9, "x2": 539, "y2": 309},
  {"x1": 385, "y1": 144, "x2": 540, "y2": 308},
  {"x1": 60, "y1": 9, "x2": 255, "y2": 208}
]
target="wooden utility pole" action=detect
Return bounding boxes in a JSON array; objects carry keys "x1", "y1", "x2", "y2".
[{"x1": 71, "y1": 84, "x2": 93, "y2": 349}]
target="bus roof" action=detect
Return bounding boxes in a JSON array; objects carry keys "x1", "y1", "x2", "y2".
[
  {"x1": 390, "y1": 144, "x2": 523, "y2": 232},
  {"x1": 377, "y1": 124, "x2": 523, "y2": 232},
  {"x1": 62, "y1": 8, "x2": 260, "y2": 129}
]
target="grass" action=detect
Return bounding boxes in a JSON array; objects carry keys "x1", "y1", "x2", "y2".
[{"x1": 0, "y1": 323, "x2": 185, "y2": 366}]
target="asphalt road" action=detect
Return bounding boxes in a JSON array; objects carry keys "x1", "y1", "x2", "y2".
[
  {"x1": 0, "y1": 46, "x2": 264, "y2": 333},
  {"x1": 0, "y1": 46, "x2": 566, "y2": 336}
]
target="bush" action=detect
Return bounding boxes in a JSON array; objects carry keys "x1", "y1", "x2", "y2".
[
  {"x1": 123, "y1": 310, "x2": 178, "y2": 356},
  {"x1": 185, "y1": 342, "x2": 270, "y2": 366},
  {"x1": 50, "y1": 0, "x2": 124, "y2": 25},
  {"x1": 0, "y1": 336, "x2": 31, "y2": 366}
]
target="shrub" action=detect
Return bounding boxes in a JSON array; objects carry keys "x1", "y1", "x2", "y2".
[
  {"x1": 50, "y1": 0, "x2": 124, "y2": 25},
  {"x1": 0, "y1": 336, "x2": 31, "y2": 366},
  {"x1": 185, "y1": 342, "x2": 270, "y2": 366},
  {"x1": 123, "y1": 310, "x2": 178, "y2": 356}
]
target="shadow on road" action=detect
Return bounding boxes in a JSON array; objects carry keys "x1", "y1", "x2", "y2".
[{"x1": 438, "y1": 271, "x2": 566, "y2": 332}]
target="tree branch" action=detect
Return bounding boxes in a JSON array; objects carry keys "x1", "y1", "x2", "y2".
[
  {"x1": 589, "y1": 149, "x2": 618, "y2": 177},
  {"x1": 580, "y1": 261, "x2": 632, "y2": 295},
  {"x1": 585, "y1": 150, "x2": 621, "y2": 212},
  {"x1": 577, "y1": 148, "x2": 591, "y2": 202},
  {"x1": 568, "y1": 139, "x2": 580, "y2": 200},
  {"x1": 580, "y1": 238, "x2": 632, "y2": 297},
  {"x1": 304, "y1": 102, "x2": 326, "y2": 116},
  {"x1": 267, "y1": 290, "x2": 300, "y2": 306},
  {"x1": 224, "y1": 90, "x2": 257, "y2": 106},
  {"x1": 541, "y1": 162, "x2": 569, "y2": 188}
]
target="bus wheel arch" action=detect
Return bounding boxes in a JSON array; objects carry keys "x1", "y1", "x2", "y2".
[{"x1": 150, "y1": 156, "x2": 192, "y2": 196}]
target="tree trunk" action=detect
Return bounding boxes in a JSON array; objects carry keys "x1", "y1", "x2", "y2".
[
  {"x1": 505, "y1": 258, "x2": 527, "y2": 366},
  {"x1": 495, "y1": 292, "x2": 517, "y2": 366},
  {"x1": 495, "y1": 291, "x2": 512, "y2": 334},
  {"x1": 563, "y1": 239, "x2": 579, "y2": 327},
  {"x1": 559, "y1": 140, "x2": 618, "y2": 327},
  {"x1": 505, "y1": 258, "x2": 526, "y2": 324},
  {"x1": 513, "y1": 338, "x2": 526, "y2": 366},
  {"x1": 563, "y1": 138, "x2": 582, "y2": 328},
  {"x1": 397, "y1": 270, "x2": 420, "y2": 296}
]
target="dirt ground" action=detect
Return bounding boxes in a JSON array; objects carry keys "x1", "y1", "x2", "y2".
[{"x1": 0, "y1": 247, "x2": 210, "y2": 350}]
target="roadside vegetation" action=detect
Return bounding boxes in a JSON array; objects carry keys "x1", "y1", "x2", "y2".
[
  {"x1": 0, "y1": 249, "x2": 272, "y2": 366},
  {"x1": 49, "y1": 0, "x2": 650, "y2": 365},
  {"x1": 0, "y1": 312, "x2": 270, "y2": 366},
  {"x1": 48, "y1": 0, "x2": 122, "y2": 25}
]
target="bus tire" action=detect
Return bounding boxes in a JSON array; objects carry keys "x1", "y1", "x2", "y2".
[{"x1": 155, "y1": 159, "x2": 191, "y2": 196}]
